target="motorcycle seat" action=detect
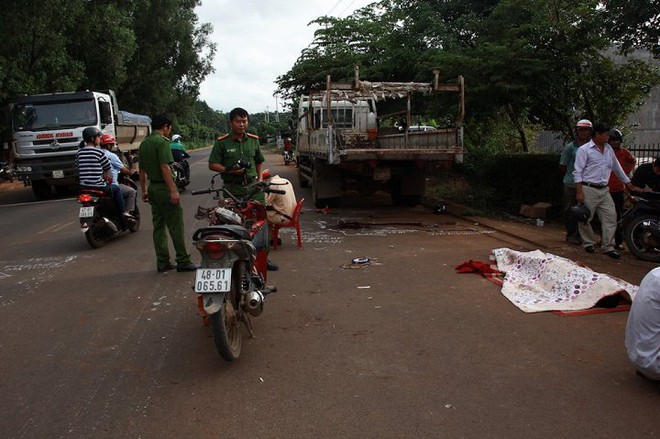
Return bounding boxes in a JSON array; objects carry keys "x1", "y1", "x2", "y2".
[{"x1": 193, "y1": 225, "x2": 251, "y2": 241}]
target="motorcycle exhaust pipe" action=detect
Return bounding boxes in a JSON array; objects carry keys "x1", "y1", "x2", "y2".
[
  {"x1": 244, "y1": 290, "x2": 265, "y2": 317},
  {"x1": 103, "y1": 217, "x2": 119, "y2": 233}
]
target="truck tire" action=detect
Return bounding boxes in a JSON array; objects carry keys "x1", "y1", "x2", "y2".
[
  {"x1": 390, "y1": 178, "x2": 422, "y2": 206},
  {"x1": 298, "y1": 166, "x2": 309, "y2": 188},
  {"x1": 32, "y1": 181, "x2": 52, "y2": 199},
  {"x1": 311, "y1": 160, "x2": 341, "y2": 209}
]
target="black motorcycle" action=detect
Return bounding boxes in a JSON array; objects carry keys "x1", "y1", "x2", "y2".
[
  {"x1": 0, "y1": 161, "x2": 15, "y2": 183},
  {"x1": 173, "y1": 160, "x2": 190, "y2": 190},
  {"x1": 77, "y1": 176, "x2": 140, "y2": 248},
  {"x1": 623, "y1": 191, "x2": 660, "y2": 262}
]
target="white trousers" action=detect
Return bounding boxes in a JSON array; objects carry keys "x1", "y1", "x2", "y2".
[{"x1": 578, "y1": 186, "x2": 617, "y2": 252}]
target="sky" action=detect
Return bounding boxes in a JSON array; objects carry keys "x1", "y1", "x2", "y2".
[{"x1": 194, "y1": 0, "x2": 375, "y2": 114}]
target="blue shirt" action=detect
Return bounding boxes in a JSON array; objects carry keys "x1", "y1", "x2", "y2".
[
  {"x1": 573, "y1": 140, "x2": 631, "y2": 186},
  {"x1": 102, "y1": 149, "x2": 124, "y2": 187}
]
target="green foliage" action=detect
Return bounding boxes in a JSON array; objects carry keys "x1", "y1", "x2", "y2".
[
  {"x1": 276, "y1": 0, "x2": 659, "y2": 146},
  {"x1": 0, "y1": 0, "x2": 217, "y2": 141}
]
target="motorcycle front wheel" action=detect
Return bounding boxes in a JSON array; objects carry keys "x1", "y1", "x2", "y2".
[
  {"x1": 209, "y1": 262, "x2": 245, "y2": 361},
  {"x1": 624, "y1": 213, "x2": 660, "y2": 262}
]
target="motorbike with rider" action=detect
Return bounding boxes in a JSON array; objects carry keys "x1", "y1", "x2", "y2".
[{"x1": 170, "y1": 134, "x2": 191, "y2": 189}]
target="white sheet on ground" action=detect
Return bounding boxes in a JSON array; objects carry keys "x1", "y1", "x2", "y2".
[{"x1": 492, "y1": 248, "x2": 638, "y2": 313}]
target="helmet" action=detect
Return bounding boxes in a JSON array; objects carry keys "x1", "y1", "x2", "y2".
[
  {"x1": 576, "y1": 119, "x2": 592, "y2": 128},
  {"x1": 213, "y1": 207, "x2": 242, "y2": 225},
  {"x1": 262, "y1": 169, "x2": 271, "y2": 179},
  {"x1": 172, "y1": 134, "x2": 181, "y2": 142},
  {"x1": 100, "y1": 133, "x2": 116, "y2": 145},
  {"x1": 82, "y1": 127, "x2": 101, "y2": 142},
  {"x1": 570, "y1": 204, "x2": 591, "y2": 223},
  {"x1": 609, "y1": 128, "x2": 623, "y2": 142}
]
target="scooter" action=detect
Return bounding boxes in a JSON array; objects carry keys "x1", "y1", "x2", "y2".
[
  {"x1": 191, "y1": 175, "x2": 285, "y2": 361},
  {"x1": 77, "y1": 176, "x2": 140, "y2": 248},
  {"x1": 173, "y1": 160, "x2": 190, "y2": 190},
  {"x1": 623, "y1": 190, "x2": 660, "y2": 262},
  {"x1": 0, "y1": 161, "x2": 15, "y2": 183},
  {"x1": 283, "y1": 149, "x2": 295, "y2": 165}
]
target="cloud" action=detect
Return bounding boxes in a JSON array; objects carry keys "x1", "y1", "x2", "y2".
[{"x1": 195, "y1": 0, "x2": 374, "y2": 114}]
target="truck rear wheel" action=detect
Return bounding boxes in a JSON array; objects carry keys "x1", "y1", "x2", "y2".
[
  {"x1": 32, "y1": 181, "x2": 52, "y2": 199},
  {"x1": 298, "y1": 166, "x2": 309, "y2": 188}
]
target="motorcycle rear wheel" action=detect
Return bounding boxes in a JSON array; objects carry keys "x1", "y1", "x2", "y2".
[
  {"x1": 624, "y1": 213, "x2": 660, "y2": 262},
  {"x1": 85, "y1": 218, "x2": 108, "y2": 249},
  {"x1": 128, "y1": 204, "x2": 141, "y2": 233},
  {"x1": 209, "y1": 263, "x2": 244, "y2": 361}
]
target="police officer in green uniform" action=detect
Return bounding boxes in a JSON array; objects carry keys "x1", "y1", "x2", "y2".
[
  {"x1": 139, "y1": 114, "x2": 197, "y2": 273},
  {"x1": 208, "y1": 107, "x2": 265, "y2": 203},
  {"x1": 208, "y1": 107, "x2": 278, "y2": 270}
]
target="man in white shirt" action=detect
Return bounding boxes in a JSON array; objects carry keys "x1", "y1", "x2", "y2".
[
  {"x1": 573, "y1": 122, "x2": 638, "y2": 259},
  {"x1": 625, "y1": 267, "x2": 660, "y2": 382}
]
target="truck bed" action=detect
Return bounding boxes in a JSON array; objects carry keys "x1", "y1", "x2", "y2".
[{"x1": 300, "y1": 128, "x2": 463, "y2": 163}]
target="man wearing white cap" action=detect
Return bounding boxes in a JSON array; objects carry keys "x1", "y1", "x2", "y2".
[{"x1": 559, "y1": 119, "x2": 593, "y2": 244}]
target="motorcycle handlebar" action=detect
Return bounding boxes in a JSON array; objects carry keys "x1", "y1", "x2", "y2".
[{"x1": 191, "y1": 188, "x2": 214, "y2": 196}]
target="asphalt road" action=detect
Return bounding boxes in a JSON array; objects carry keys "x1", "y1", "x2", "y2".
[{"x1": 0, "y1": 149, "x2": 658, "y2": 438}]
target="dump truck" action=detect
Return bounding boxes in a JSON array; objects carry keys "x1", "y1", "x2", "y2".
[
  {"x1": 10, "y1": 90, "x2": 151, "y2": 199},
  {"x1": 296, "y1": 66, "x2": 465, "y2": 208}
]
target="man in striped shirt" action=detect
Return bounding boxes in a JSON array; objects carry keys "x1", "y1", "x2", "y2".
[{"x1": 75, "y1": 127, "x2": 128, "y2": 228}]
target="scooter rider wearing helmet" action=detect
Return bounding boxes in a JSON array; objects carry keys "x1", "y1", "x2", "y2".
[
  {"x1": 169, "y1": 134, "x2": 191, "y2": 183},
  {"x1": 75, "y1": 127, "x2": 129, "y2": 229},
  {"x1": 100, "y1": 133, "x2": 138, "y2": 218}
]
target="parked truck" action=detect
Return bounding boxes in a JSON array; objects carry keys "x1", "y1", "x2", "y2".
[
  {"x1": 10, "y1": 90, "x2": 151, "y2": 199},
  {"x1": 296, "y1": 67, "x2": 464, "y2": 208}
]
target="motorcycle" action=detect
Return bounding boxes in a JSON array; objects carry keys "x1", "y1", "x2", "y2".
[
  {"x1": 0, "y1": 161, "x2": 15, "y2": 183},
  {"x1": 623, "y1": 190, "x2": 660, "y2": 262},
  {"x1": 77, "y1": 175, "x2": 140, "y2": 248},
  {"x1": 283, "y1": 149, "x2": 295, "y2": 165},
  {"x1": 173, "y1": 160, "x2": 190, "y2": 191},
  {"x1": 191, "y1": 175, "x2": 285, "y2": 361}
]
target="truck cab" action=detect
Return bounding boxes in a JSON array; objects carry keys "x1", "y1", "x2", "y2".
[{"x1": 11, "y1": 90, "x2": 150, "y2": 199}]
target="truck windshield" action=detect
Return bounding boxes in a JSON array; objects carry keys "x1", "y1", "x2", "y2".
[{"x1": 12, "y1": 100, "x2": 97, "y2": 131}]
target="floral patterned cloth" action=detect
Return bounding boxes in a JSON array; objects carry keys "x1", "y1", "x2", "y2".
[{"x1": 492, "y1": 248, "x2": 638, "y2": 313}]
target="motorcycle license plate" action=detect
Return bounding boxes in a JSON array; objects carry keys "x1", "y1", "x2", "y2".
[
  {"x1": 194, "y1": 268, "x2": 232, "y2": 293},
  {"x1": 79, "y1": 206, "x2": 94, "y2": 218},
  {"x1": 53, "y1": 170, "x2": 64, "y2": 179}
]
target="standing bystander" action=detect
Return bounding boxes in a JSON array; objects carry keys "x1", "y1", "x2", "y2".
[
  {"x1": 138, "y1": 114, "x2": 197, "y2": 273},
  {"x1": 560, "y1": 119, "x2": 593, "y2": 244},
  {"x1": 573, "y1": 122, "x2": 638, "y2": 259},
  {"x1": 607, "y1": 129, "x2": 636, "y2": 250}
]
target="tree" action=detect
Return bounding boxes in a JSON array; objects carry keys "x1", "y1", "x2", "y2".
[{"x1": 276, "y1": 0, "x2": 659, "y2": 149}]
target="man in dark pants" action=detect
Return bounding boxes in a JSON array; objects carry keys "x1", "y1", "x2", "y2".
[
  {"x1": 139, "y1": 114, "x2": 197, "y2": 273},
  {"x1": 208, "y1": 107, "x2": 277, "y2": 271},
  {"x1": 559, "y1": 119, "x2": 592, "y2": 244}
]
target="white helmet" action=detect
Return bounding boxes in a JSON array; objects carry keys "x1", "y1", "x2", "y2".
[{"x1": 172, "y1": 134, "x2": 182, "y2": 142}]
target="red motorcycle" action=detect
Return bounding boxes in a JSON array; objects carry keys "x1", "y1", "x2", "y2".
[{"x1": 191, "y1": 176, "x2": 285, "y2": 361}]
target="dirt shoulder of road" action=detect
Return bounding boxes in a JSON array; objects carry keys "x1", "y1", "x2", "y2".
[
  {"x1": 0, "y1": 180, "x2": 27, "y2": 193},
  {"x1": 441, "y1": 199, "x2": 656, "y2": 286}
]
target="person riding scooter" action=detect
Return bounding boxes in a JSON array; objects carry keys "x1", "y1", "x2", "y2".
[
  {"x1": 75, "y1": 127, "x2": 129, "y2": 229},
  {"x1": 100, "y1": 133, "x2": 138, "y2": 217},
  {"x1": 170, "y1": 134, "x2": 191, "y2": 184}
]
